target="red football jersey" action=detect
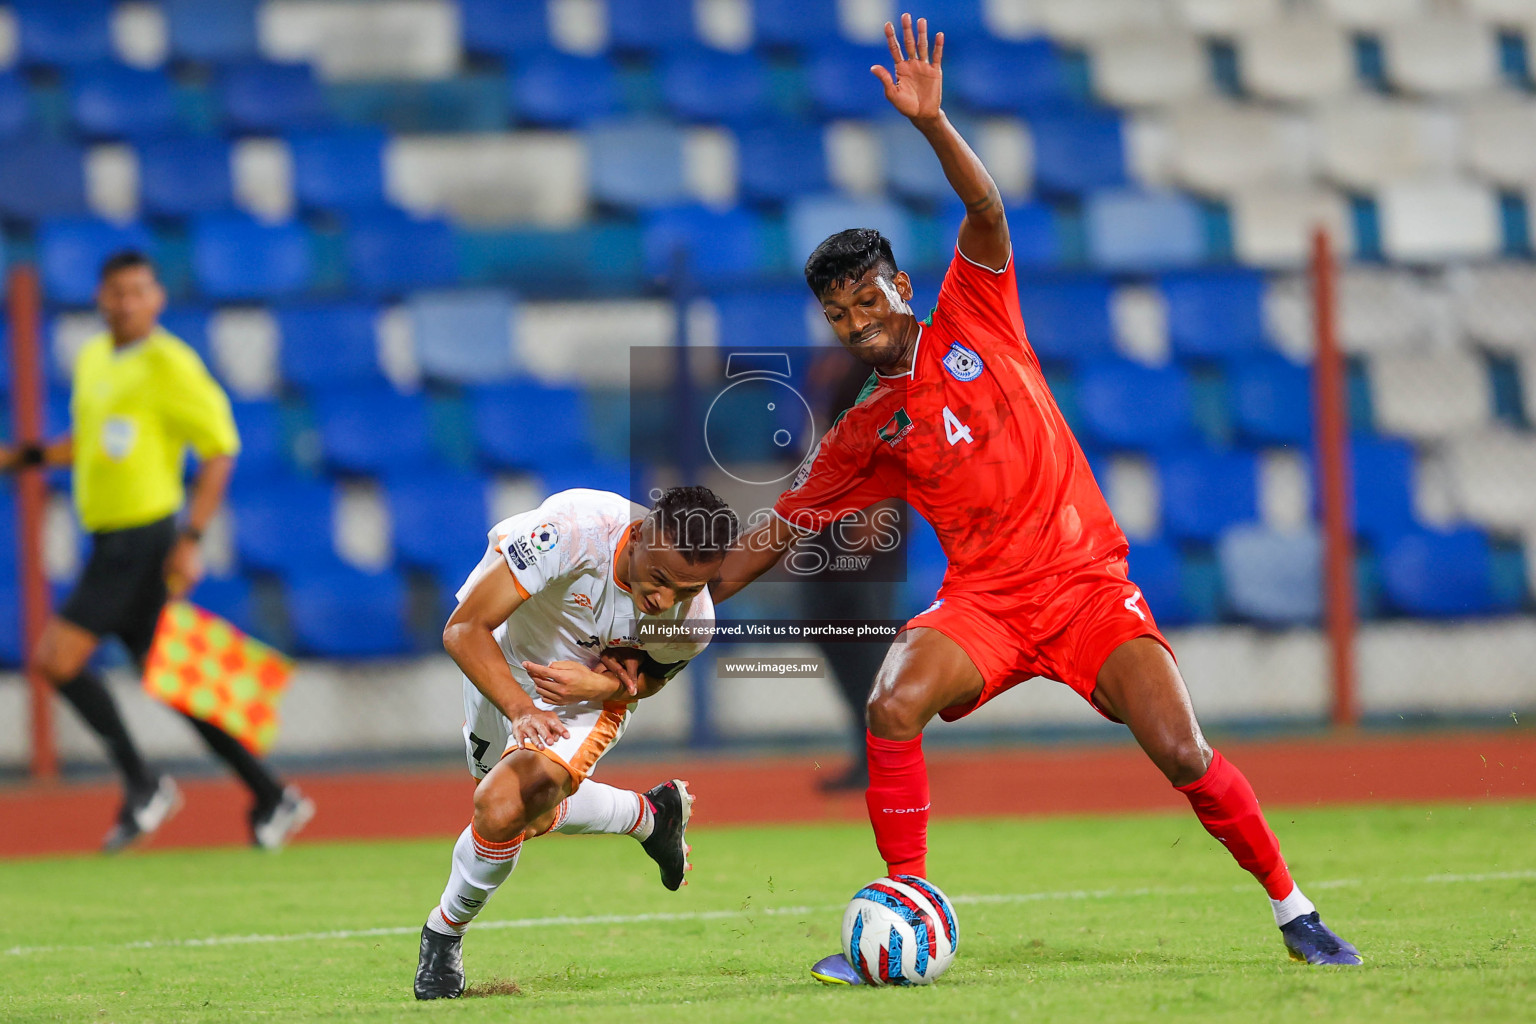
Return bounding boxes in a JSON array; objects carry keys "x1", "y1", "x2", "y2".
[{"x1": 774, "y1": 248, "x2": 1126, "y2": 591}]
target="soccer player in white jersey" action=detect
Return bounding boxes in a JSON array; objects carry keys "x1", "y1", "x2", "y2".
[{"x1": 413, "y1": 486, "x2": 738, "y2": 999}]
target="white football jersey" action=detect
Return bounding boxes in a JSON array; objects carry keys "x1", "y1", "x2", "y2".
[{"x1": 456, "y1": 488, "x2": 715, "y2": 710}]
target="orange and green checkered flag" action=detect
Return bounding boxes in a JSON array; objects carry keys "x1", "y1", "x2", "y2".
[{"x1": 142, "y1": 601, "x2": 294, "y2": 755}]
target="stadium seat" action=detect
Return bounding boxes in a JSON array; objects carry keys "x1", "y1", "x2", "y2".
[
  {"x1": 900, "y1": 514, "x2": 949, "y2": 619},
  {"x1": 38, "y1": 219, "x2": 155, "y2": 307},
  {"x1": 737, "y1": 121, "x2": 829, "y2": 204},
  {"x1": 1077, "y1": 360, "x2": 1194, "y2": 450},
  {"x1": 164, "y1": 0, "x2": 260, "y2": 62},
  {"x1": 1229, "y1": 355, "x2": 1312, "y2": 446},
  {"x1": 219, "y1": 62, "x2": 330, "y2": 134},
  {"x1": 0, "y1": 73, "x2": 31, "y2": 137},
  {"x1": 160, "y1": 308, "x2": 214, "y2": 362},
  {"x1": 0, "y1": 140, "x2": 88, "y2": 220},
  {"x1": 1380, "y1": 528, "x2": 1509, "y2": 617},
  {"x1": 1160, "y1": 269, "x2": 1267, "y2": 359},
  {"x1": 1161, "y1": 103, "x2": 1313, "y2": 196},
  {"x1": 457, "y1": 222, "x2": 644, "y2": 291},
  {"x1": 69, "y1": 65, "x2": 178, "y2": 138},
  {"x1": 275, "y1": 303, "x2": 385, "y2": 391},
  {"x1": 538, "y1": 459, "x2": 632, "y2": 501},
  {"x1": 229, "y1": 480, "x2": 338, "y2": 573},
  {"x1": 1030, "y1": 110, "x2": 1128, "y2": 195},
  {"x1": 192, "y1": 214, "x2": 313, "y2": 301},
  {"x1": 1237, "y1": 16, "x2": 1353, "y2": 102},
  {"x1": 1382, "y1": 17, "x2": 1498, "y2": 96},
  {"x1": 385, "y1": 472, "x2": 492, "y2": 578},
  {"x1": 0, "y1": 583, "x2": 21, "y2": 667},
  {"x1": 328, "y1": 76, "x2": 509, "y2": 134},
  {"x1": 138, "y1": 137, "x2": 234, "y2": 218},
  {"x1": 608, "y1": 0, "x2": 695, "y2": 52},
  {"x1": 712, "y1": 288, "x2": 817, "y2": 349},
  {"x1": 642, "y1": 205, "x2": 766, "y2": 284},
  {"x1": 188, "y1": 574, "x2": 258, "y2": 637},
  {"x1": 12, "y1": 0, "x2": 113, "y2": 66},
  {"x1": 807, "y1": 44, "x2": 900, "y2": 118},
  {"x1": 312, "y1": 387, "x2": 435, "y2": 475},
  {"x1": 1085, "y1": 189, "x2": 1205, "y2": 271},
  {"x1": 1441, "y1": 430, "x2": 1536, "y2": 535},
  {"x1": 460, "y1": 0, "x2": 550, "y2": 59},
  {"x1": 470, "y1": 380, "x2": 592, "y2": 474},
  {"x1": 1378, "y1": 179, "x2": 1501, "y2": 262},
  {"x1": 754, "y1": 0, "x2": 841, "y2": 48},
  {"x1": 0, "y1": 492, "x2": 15, "y2": 576},
  {"x1": 288, "y1": 131, "x2": 387, "y2": 212},
  {"x1": 1348, "y1": 437, "x2": 1416, "y2": 541},
  {"x1": 1368, "y1": 350, "x2": 1491, "y2": 442},
  {"x1": 1315, "y1": 98, "x2": 1455, "y2": 191},
  {"x1": 1158, "y1": 448, "x2": 1259, "y2": 542},
  {"x1": 660, "y1": 50, "x2": 772, "y2": 122},
  {"x1": 788, "y1": 196, "x2": 912, "y2": 273},
  {"x1": 1126, "y1": 541, "x2": 1198, "y2": 627},
  {"x1": 1228, "y1": 185, "x2": 1353, "y2": 268},
  {"x1": 229, "y1": 399, "x2": 289, "y2": 479},
  {"x1": 1014, "y1": 274, "x2": 1116, "y2": 364},
  {"x1": 286, "y1": 566, "x2": 411, "y2": 657},
  {"x1": 1218, "y1": 524, "x2": 1322, "y2": 625},
  {"x1": 586, "y1": 120, "x2": 689, "y2": 211},
  {"x1": 1452, "y1": 263, "x2": 1536, "y2": 355},
  {"x1": 410, "y1": 289, "x2": 518, "y2": 384},
  {"x1": 345, "y1": 211, "x2": 459, "y2": 295},
  {"x1": 1088, "y1": 29, "x2": 1208, "y2": 109},
  {"x1": 512, "y1": 51, "x2": 619, "y2": 126},
  {"x1": 1463, "y1": 95, "x2": 1536, "y2": 188},
  {"x1": 948, "y1": 39, "x2": 1070, "y2": 113},
  {"x1": 878, "y1": 116, "x2": 959, "y2": 204}
]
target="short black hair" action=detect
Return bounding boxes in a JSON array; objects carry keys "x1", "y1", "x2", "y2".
[
  {"x1": 647, "y1": 486, "x2": 738, "y2": 564},
  {"x1": 99, "y1": 249, "x2": 155, "y2": 282},
  {"x1": 804, "y1": 228, "x2": 898, "y2": 299}
]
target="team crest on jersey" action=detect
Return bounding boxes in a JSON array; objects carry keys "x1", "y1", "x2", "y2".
[
  {"x1": 530, "y1": 523, "x2": 560, "y2": 552},
  {"x1": 877, "y1": 408, "x2": 914, "y2": 446},
  {"x1": 943, "y1": 342, "x2": 984, "y2": 382}
]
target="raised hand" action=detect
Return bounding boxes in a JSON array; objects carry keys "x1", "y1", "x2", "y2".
[{"x1": 870, "y1": 13, "x2": 944, "y2": 123}]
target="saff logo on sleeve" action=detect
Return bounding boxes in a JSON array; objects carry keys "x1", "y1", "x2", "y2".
[
  {"x1": 943, "y1": 342, "x2": 984, "y2": 382},
  {"x1": 530, "y1": 523, "x2": 560, "y2": 552}
]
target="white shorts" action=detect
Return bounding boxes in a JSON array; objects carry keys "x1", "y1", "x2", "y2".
[{"x1": 461, "y1": 676, "x2": 632, "y2": 788}]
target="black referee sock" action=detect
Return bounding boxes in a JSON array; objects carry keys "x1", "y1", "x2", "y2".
[
  {"x1": 179, "y1": 713, "x2": 285, "y2": 812},
  {"x1": 57, "y1": 672, "x2": 156, "y2": 795}
]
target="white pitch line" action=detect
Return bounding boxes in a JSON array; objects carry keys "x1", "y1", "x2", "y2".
[{"x1": 5, "y1": 870, "x2": 1533, "y2": 959}]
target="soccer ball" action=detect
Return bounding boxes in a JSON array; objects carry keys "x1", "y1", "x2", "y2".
[
  {"x1": 841, "y1": 875, "x2": 958, "y2": 985},
  {"x1": 530, "y1": 523, "x2": 560, "y2": 552}
]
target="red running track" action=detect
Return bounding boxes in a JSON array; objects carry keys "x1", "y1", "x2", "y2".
[{"x1": 0, "y1": 731, "x2": 1529, "y2": 858}]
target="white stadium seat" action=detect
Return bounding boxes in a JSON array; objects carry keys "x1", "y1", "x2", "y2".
[
  {"x1": 1229, "y1": 185, "x2": 1353, "y2": 268},
  {"x1": 683, "y1": 126, "x2": 739, "y2": 207},
  {"x1": 1463, "y1": 94, "x2": 1536, "y2": 187},
  {"x1": 111, "y1": 1, "x2": 169, "y2": 69},
  {"x1": 1163, "y1": 102, "x2": 1314, "y2": 194},
  {"x1": 1320, "y1": 0, "x2": 1428, "y2": 29},
  {"x1": 84, "y1": 143, "x2": 139, "y2": 221},
  {"x1": 1378, "y1": 177, "x2": 1501, "y2": 262},
  {"x1": 258, "y1": 0, "x2": 461, "y2": 81},
  {"x1": 1382, "y1": 17, "x2": 1499, "y2": 96},
  {"x1": 1238, "y1": 16, "x2": 1355, "y2": 103},
  {"x1": 1315, "y1": 97, "x2": 1460, "y2": 189},
  {"x1": 1462, "y1": 0, "x2": 1536, "y2": 28},
  {"x1": 210, "y1": 308, "x2": 282, "y2": 399},
  {"x1": 1369, "y1": 349, "x2": 1492, "y2": 441},
  {"x1": 1443, "y1": 429, "x2": 1536, "y2": 532},
  {"x1": 1267, "y1": 268, "x2": 1454, "y2": 359},
  {"x1": 1102, "y1": 455, "x2": 1160, "y2": 541},
  {"x1": 1171, "y1": 0, "x2": 1284, "y2": 34},
  {"x1": 385, "y1": 133, "x2": 587, "y2": 228},
  {"x1": 1032, "y1": 0, "x2": 1173, "y2": 44},
  {"x1": 0, "y1": 7, "x2": 17, "y2": 69},
  {"x1": 1088, "y1": 29, "x2": 1209, "y2": 109},
  {"x1": 232, "y1": 138, "x2": 295, "y2": 222},
  {"x1": 1450, "y1": 263, "x2": 1536, "y2": 354},
  {"x1": 516, "y1": 300, "x2": 677, "y2": 387}
]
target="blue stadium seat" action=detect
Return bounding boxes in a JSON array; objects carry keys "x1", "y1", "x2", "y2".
[
  {"x1": 807, "y1": 44, "x2": 900, "y2": 118},
  {"x1": 385, "y1": 472, "x2": 492, "y2": 578},
  {"x1": 189, "y1": 574, "x2": 257, "y2": 636},
  {"x1": 192, "y1": 214, "x2": 313, "y2": 300},
  {"x1": 0, "y1": 583, "x2": 21, "y2": 666},
  {"x1": 713, "y1": 288, "x2": 815, "y2": 349},
  {"x1": 1158, "y1": 448, "x2": 1259, "y2": 542},
  {"x1": 288, "y1": 131, "x2": 387, "y2": 212},
  {"x1": 513, "y1": 51, "x2": 619, "y2": 126},
  {"x1": 313, "y1": 387, "x2": 435, "y2": 474},
  {"x1": 738, "y1": 121, "x2": 829, "y2": 204},
  {"x1": 900, "y1": 514, "x2": 949, "y2": 618},
  {"x1": 457, "y1": 222, "x2": 644, "y2": 291},
  {"x1": 286, "y1": 566, "x2": 411, "y2": 657},
  {"x1": 1085, "y1": 189, "x2": 1206, "y2": 271},
  {"x1": 660, "y1": 50, "x2": 772, "y2": 122},
  {"x1": 410, "y1": 289, "x2": 518, "y2": 383},
  {"x1": 0, "y1": 73, "x2": 31, "y2": 137},
  {"x1": 879, "y1": 115, "x2": 959, "y2": 203},
  {"x1": 0, "y1": 491, "x2": 15, "y2": 575},
  {"x1": 1230, "y1": 355, "x2": 1312, "y2": 446},
  {"x1": 0, "y1": 140, "x2": 88, "y2": 219},
  {"x1": 1077, "y1": 360, "x2": 1194, "y2": 450},
  {"x1": 1381, "y1": 528, "x2": 1511, "y2": 617},
  {"x1": 229, "y1": 480, "x2": 338, "y2": 573},
  {"x1": 539, "y1": 459, "x2": 633, "y2": 501},
  {"x1": 1349, "y1": 437, "x2": 1416, "y2": 541},
  {"x1": 229, "y1": 399, "x2": 289, "y2": 479},
  {"x1": 160, "y1": 308, "x2": 213, "y2": 362},
  {"x1": 164, "y1": 0, "x2": 259, "y2": 62},
  {"x1": 754, "y1": 0, "x2": 841, "y2": 48},
  {"x1": 587, "y1": 119, "x2": 689, "y2": 211},
  {"x1": 938, "y1": 201, "x2": 1060, "y2": 269},
  {"x1": 276, "y1": 303, "x2": 385, "y2": 391},
  {"x1": 788, "y1": 195, "x2": 912, "y2": 272},
  {"x1": 1030, "y1": 111, "x2": 1127, "y2": 194},
  {"x1": 920, "y1": 0, "x2": 987, "y2": 36},
  {"x1": 1218, "y1": 524, "x2": 1322, "y2": 625},
  {"x1": 461, "y1": 0, "x2": 550, "y2": 58},
  {"x1": 38, "y1": 219, "x2": 155, "y2": 306},
  {"x1": 642, "y1": 205, "x2": 766, "y2": 283},
  {"x1": 1126, "y1": 541, "x2": 1196, "y2": 627},
  {"x1": 138, "y1": 137, "x2": 233, "y2": 217},
  {"x1": 608, "y1": 0, "x2": 694, "y2": 52},
  {"x1": 1160, "y1": 269, "x2": 1267, "y2": 358},
  {"x1": 219, "y1": 62, "x2": 329, "y2": 133},
  {"x1": 345, "y1": 212, "x2": 459, "y2": 295},
  {"x1": 13, "y1": 0, "x2": 113, "y2": 65},
  {"x1": 1014, "y1": 273, "x2": 1116, "y2": 363},
  {"x1": 471, "y1": 380, "x2": 592, "y2": 473},
  {"x1": 949, "y1": 39, "x2": 1070, "y2": 113},
  {"x1": 70, "y1": 65, "x2": 177, "y2": 138}
]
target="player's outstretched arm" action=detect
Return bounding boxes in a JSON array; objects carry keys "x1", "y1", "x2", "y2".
[
  {"x1": 710, "y1": 516, "x2": 800, "y2": 603},
  {"x1": 874, "y1": 13, "x2": 1009, "y2": 271}
]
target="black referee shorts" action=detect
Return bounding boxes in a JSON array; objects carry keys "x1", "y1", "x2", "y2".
[{"x1": 59, "y1": 516, "x2": 177, "y2": 664}]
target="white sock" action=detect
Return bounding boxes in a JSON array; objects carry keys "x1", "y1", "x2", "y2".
[
  {"x1": 551, "y1": 781, "x2": 653, "y2": 841},
  {"x1": 424, "y1": 824, "x2": 522, "y2": 936},
  {"x1": 1270, "y1": 884, "x2": 1316, "y2": 927}
]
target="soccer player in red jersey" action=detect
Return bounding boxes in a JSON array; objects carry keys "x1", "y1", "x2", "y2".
[{"x1": 712, "y1": 14, "x2": 1360, "y2": 977}]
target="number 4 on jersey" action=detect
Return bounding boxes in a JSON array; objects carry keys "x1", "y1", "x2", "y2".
[{"x1": 943, "y1": 406, "x2": 973, "y2": 446}]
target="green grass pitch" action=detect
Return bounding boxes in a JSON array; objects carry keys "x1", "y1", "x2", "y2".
[{"x1": 2, "y1": 801, "x2": 1532, "y2": 1023}]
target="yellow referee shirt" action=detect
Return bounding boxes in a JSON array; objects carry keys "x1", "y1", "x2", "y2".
[{"x1": 71, "y1": 328, "x2": 241, "y2": 533}]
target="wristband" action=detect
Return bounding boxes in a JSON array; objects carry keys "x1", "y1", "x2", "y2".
[{"x1": 17, "y1": 444, "x2": 45, "y2": 468}]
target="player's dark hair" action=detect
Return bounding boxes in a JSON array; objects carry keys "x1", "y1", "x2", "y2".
[
  {"x1": 99, "y1": 249, "x2": 156, "y2": 282},
  {"x1": 804, "y1": 228, "x2": 898, "y2": 299},
  {"x1": 648, "y1": 486, "x2": 739, "y2": 564}
]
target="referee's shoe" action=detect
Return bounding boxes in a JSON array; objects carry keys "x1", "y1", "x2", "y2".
[{"x1": 102, "y1": 775, "x2": 182, "y2": 852}]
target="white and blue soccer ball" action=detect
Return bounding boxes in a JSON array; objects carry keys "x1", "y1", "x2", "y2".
[{"x1": 841, "y1": 875, "x2": 958, "y2": 985}]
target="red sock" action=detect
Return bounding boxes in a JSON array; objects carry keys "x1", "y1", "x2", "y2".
[
  {"x1": 865, "y1": 730, "x2": 930, "y2": 877},
  {"x1": 1176, "y1": 750, "x2": 1294, "y2": 899}
]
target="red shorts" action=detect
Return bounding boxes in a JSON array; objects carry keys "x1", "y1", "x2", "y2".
[{"x1": 902, "y1": 557, "x2": 1172, "y2": 723}]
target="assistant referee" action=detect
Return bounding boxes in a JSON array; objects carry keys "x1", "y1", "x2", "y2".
[{"x1": 1, "y1": 251, "x2": 313, "y2": 851}]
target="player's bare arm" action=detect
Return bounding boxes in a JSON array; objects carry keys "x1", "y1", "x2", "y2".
[
  {"x1": 876, "y1": 13, "x2": 1009, "y2": 271},
  {"x1": 709, "y1": 515, "x2": 802, "y2": 603},
  {"x1": 165, "y1": 453, "x2": 234, "y2": 598},
  {"x1": 443, "y1": 563, "x2": 570, "y2": 750},
  {"x1": 525, "y1": 655, "x2": 677, "y2": 705},
  {"x1": 0, "y1": 435, "x2": 74, "y2": 472}
]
